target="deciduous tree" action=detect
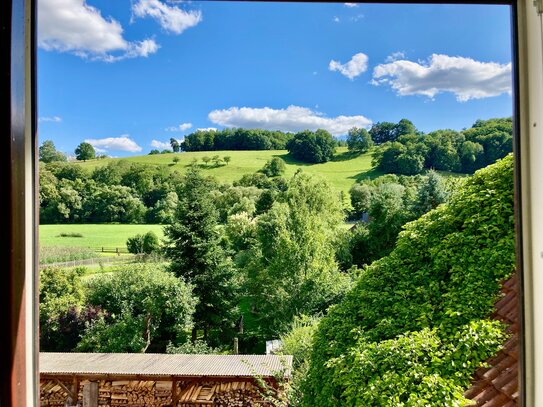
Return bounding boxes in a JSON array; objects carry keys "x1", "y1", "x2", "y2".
[{"x1": 75, "y1": 142, "x2": 95, "y2": 161}]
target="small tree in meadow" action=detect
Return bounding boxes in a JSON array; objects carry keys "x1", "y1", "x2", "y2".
[
  {"x1": 260, "y1": 157, "x2": 286, "y2": 177},
  {"x1": 212, "y1": 155, "x2": 223, "y2": 167},
  {"x1": 126, "y1": 231, "x2": 160, "y2": 254},
  {"x1": 202, "y1": 156, "x2": 211, "y2": 166},
  {"x1": 223, "y1": 156, "x2": 231, "y2": 165},
  {"x1": 75, "y1": 142, "x2": 95, "y2": 161},
  {"x1": 172, "y1": 157, "x2": 180, "y2": 164}
]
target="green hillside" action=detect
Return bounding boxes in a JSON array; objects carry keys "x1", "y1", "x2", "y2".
[{"x1": 75, "y1": 148, "x2": 380, "y2": 193}]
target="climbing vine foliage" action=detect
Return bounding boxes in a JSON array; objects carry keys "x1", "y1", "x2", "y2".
[{"x1": 303, "y1": 155, "x2": 515, "y2": 406}]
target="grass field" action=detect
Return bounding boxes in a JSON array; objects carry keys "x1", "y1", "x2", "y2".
[
  {"x1": 40, "y1": 224, "x2": 165, "y2": 249},
  {"x1": 74, "y1": 147, "x2": 381, "y2": 193}
]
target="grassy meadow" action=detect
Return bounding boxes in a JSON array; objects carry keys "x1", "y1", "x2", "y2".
[
  {"x1": 74, "y1": 147, "x2": 381, "y2": 194},
  {"x1": 40, "y1": 224, "x2": 165, "y2": 249}
]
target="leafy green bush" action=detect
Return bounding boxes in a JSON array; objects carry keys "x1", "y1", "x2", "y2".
[
  {"x1": 126, "y1": 231, "x2": 160, "y2": 254},
  {"x1": 303, "y1": 155, "x2": 515, "y2": 406},
  {"x1": 166, "y1": 340, "x2": 221, "y2": 354},
  {"x1": 58, "y1": 232, "x2": 83, "y2": 237},
  {"x1": 260, "y1": 157, "x2": 286, "y2": 177},
  {"x1": 79, "y1": 265, "x2": 196, "y2": 352},
  {"x1": 40, "y1": 267, "x2": 86, "y2": 350}
]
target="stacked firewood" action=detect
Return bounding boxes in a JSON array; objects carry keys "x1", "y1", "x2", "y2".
[
  {"x1": 211, "y1": 382, "x2": 272, "y2": 407},
  {"x1": 40, "y1": 380, "x2": 73, "y2": 406},
  {"x1": 41, "y1": 379, "x2": 279, "y2": 406},
  {"x1": 104, "y1": 380, "x2": 173, "y2": 406}
]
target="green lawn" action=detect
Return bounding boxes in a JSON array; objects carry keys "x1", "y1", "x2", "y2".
[
  {"x1": 74, "y1": 148, "x2": 381, "y2": 194},
  {"x1": 40, "y1": 224, "x2": 165, "y2": 249}
]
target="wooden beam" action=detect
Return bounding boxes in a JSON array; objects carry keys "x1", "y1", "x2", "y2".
[
  {"x1": 72, "y1": 376, "x2": 79, "y2": 404},
  {"x1": 82, "y1": 381, "x2": 98, "y2": 407},
  {"x1": 171, "y1": 378, "x2": 178, "y2": 407}
]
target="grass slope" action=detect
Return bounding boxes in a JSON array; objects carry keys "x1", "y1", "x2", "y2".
[
  {"x1": 75, "y1": 148, "x2": 381, "y2": 193},
  {"x1": 40, "y1": 224, "x2": 165, "y2": 248}
]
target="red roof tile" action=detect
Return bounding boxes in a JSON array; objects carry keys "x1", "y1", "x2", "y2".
[{"x1": 465, "y1": 274, "x2": 519, "y2": 406}]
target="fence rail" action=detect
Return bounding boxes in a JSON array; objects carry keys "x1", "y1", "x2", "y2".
[{"x1": 92, "y1": 246, "x2": 130, "y2": 254}]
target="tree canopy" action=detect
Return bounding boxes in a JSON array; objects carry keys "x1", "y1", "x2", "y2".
[
  {"x1": 163, "y1": 166, "x2": 239, "y2": 339},
  {"x1": 346, "y1": 127, "x2": 373, "y2": 153},
  {"x1": 75, "y1": 142, "x2": 96, "y2": 161},
  {"x1": 181, "y1": 128, "x2": 292, "y2": 151},
  {"x1": 373, "y1": 118, "x2": 512, "y2": 175},
  {"x1": 39, "y1": 140, "x2": 67, "y2": 163},
  {"x1": 369, "y1": 119, "x2": 417, "y2": 145},
  {"x1": 286, "y1": 129, "x2": 336, "y2": 163},
  {"x1": 78, "y1": 265, "x2": 196, "y2": 353}
]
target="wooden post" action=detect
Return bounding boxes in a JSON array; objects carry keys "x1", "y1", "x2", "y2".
[
  {"x1": 171, "y1": 378, "x2": 179, "y2": 407},
  {"x1": 71, "y1": 376, "x2": 79, "y2": 405},
  {"x1": 233, "y1": 337, "x2": 239, "y2": 354},
  {"x1": 83, "y1": 381, "x2": 98, "y2": 407}
]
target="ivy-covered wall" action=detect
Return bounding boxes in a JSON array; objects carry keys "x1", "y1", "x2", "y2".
[{"x1": 303, "y1": 154, "x2": 515, "y2": 406}]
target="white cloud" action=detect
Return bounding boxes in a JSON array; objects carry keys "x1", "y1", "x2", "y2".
[
  {"x1": 196, "y1": 127, "x2": 217, "y2": 132},
  {"x1": 165, "y1": 122, "x2": 193, "y2": 132},
  {"x1": 385, "y1": 51, "x2": 406, "y2": 63},
  {"x1": 132, "y1": 0, "x2": 202, "y2": 34},
  {"x1": 38, "y1": 0, "x2": 159, "y2": 61},
  {"x1": 85, "y1": 135, "x2": 142, "y2": 153},
  {"x1": 208, "y1": 105, "x2": 372, "y2": 136},
  {"x1": 39, "y1": 116, "x2": 62, "y2": 123},
  {"x1": 151, "y1": 140, "x2": 172, "y2": 149},
  {"x1": 350, "y1": 14, "x2": 364, "y2": 22},
  {"x1": 333, "y1": 16, "x2": 340, "y2": 23},
  {"x1": 372, "y1": 54, "x2": 512, "y2": 102},
  {"x1": 329, "y1": 52, "x2": 369, "y2": 80},
  {"x1": 344, "y1": 3, "x2": 358, "y2": 7}
]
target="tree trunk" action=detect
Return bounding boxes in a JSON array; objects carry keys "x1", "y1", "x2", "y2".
[
  {"x1": 141, "y1": 314, "x2": 152, "y2": 353},
  {"x1": 191, "y1": 327, "x2": 197, "y2": 343}
]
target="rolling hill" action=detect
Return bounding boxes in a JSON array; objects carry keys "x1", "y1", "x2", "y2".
[{"x1": 74, "y1": 147, "x2": 382, "y2": 194}]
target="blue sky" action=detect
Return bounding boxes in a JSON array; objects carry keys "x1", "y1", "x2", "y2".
[{"x1": 38, "y1": 1, "x2": 513, "y2": 157}]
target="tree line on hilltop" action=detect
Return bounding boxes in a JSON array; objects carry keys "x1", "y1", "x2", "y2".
[{"x1": 41, "y1": 117, "x2": 512, "y2": 177}]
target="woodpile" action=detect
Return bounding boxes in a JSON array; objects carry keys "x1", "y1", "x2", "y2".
[
  {"x1": 41, "y1": 378, "x2": 279, "y2": 406},
  {"x1": 40, "y1": 380, "x2": 74, "y2": 406},
  {"x1": 211, "y1": 382, "x2": 271, "y2": 406}
]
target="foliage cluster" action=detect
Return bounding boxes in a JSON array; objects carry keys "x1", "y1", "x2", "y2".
[
  {"x1": 346, "y1": 127, "x2": 374, "y2": 153},
  {"x1": 373, "y1": 118, "x2": 512, "y2": 175},
  {"x1": 126, "y1": 231, "x2": 160, "y2": 254},
  {"x1": 40, "y1": 264, "x2": 197, "y2": 353},
  {"x1": 303, "y1": 155, "x2": 515, "y2": 405},
  {"x1": 259, "y1": 157, "x2": 286, "y2": 177},
  {"x1": 286, "y1": 129, "x2": 336, "y2": 163},
  {"x1": 347, "y1": 171, "x2": 450, "y2": 266},
  {"x1": 181, "y1": 128, "x2": 293, "y2": 151},
  {"x1": 39, "y1": 160, "x2": 182, "y2": 224},
  {"x1": 75, "y1": 142, "x2": 96, "y2": 161},
  {"x1": 163, "y1": 167, "x2": 239, "y2": 342},
  {"x1": 369, "y1": 118, "x2": 419, "y2": 145},
  {"x1": 39, "y1": 140, "x2": 67, "y2": 163}
]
